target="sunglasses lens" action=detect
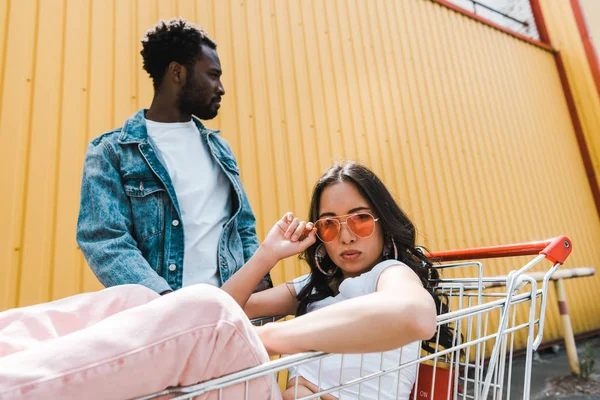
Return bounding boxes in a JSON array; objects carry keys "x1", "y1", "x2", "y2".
[
  {"x1": 315, "y1": 219, "x2": 340, "y2": 242},
  {"x1": 347, "y1": 213, "x2": 375, "y2": 237}
]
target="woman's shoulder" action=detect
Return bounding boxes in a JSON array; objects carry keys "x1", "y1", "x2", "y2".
[
  {"x1": 291, "y1": 273, "x2": 313, "y2": 294},
  {"x1": 341, "y1": 260, "x2": 412, "y2": 296},
  {"x1": 362, "y1": 259, "x2": 412, "y2": 282},
  {"x1": 371, "y1": 259, "x2": 411, "y2": 274}
]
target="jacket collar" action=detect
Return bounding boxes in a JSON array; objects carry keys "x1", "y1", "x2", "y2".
[{"x1": 118, "y1": 109, "x2": 221, "y2": 144}]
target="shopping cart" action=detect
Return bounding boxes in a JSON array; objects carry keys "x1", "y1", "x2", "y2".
[{"x1": 137, "y1": 235, "x2": 572, "y2": 400}]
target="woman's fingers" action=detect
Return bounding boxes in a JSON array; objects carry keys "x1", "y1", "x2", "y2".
[
  {"x1": 277, "y1": 212, "x2": 315, "y2": 242},
  {"x1": 284, "y1": 217, "x2": 300, "y2": 239},
  {"x1": 296, "y1": 223, "x2": 315, "y2": 241},
  {"x1": 290, "y1": 221, "x2": 306, "y2": 241},
  {"x1": 276, "y1": 212, "x2": 293, "y2": 231},
  {"x1": 303, "y1": 228, "x2": 317, "y2": 246},
  {"x1": 282, "y1": 212, "x2": 293, "y2": 224}
]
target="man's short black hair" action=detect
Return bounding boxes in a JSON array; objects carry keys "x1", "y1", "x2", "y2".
[{"x1": 141, "y1": 17, "x2": 217, "y2": 90}]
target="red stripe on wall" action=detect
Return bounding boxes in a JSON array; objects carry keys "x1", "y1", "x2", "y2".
[{"x1": 530, "y1": 0, "x2": 551, "y2": 44}]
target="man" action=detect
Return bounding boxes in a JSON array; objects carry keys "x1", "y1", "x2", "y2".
[{"x1": 76, "y1": 18, "x2": 270, "y2": 294}]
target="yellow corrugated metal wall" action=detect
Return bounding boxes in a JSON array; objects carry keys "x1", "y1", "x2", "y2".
[{"x1": 1, "y1": 0, "x2": 599, "y2": 350}]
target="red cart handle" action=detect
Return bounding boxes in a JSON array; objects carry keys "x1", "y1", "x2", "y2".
[{"x1": 427, "y1": 235, "x2": 572, "y2": 264}]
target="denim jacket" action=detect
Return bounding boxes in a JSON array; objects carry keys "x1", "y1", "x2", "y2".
[{"x1": 76, "y1": 109, "x2": 269, "y2": 294}]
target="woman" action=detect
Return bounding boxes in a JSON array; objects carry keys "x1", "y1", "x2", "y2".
[{"x1": 234, "y1": 161, "x2": 450, "y2": 399}]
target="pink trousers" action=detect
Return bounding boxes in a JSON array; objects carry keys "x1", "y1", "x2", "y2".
[{"x1": 0, "y1": 284, "x2": 280, "y2": 399}]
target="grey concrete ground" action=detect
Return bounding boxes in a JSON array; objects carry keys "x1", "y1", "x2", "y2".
[{"x1": 508, "y1": 336, "x2": 600, "y2": 399}]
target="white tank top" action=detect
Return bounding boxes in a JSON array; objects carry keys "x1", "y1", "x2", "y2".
[{"x1": 290, "y1": 260, "x2": 420, "y2": 400}]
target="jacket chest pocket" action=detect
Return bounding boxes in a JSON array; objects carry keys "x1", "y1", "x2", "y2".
[{"x1": 124, "y1": 178, "x2": 166, "y2": 242}]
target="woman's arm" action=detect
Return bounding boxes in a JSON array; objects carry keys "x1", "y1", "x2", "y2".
[
  {"x1": 221, "y1": 213, "x2": 315, "y2": 311},
  {"x1": 219, "y1": 246, "x2": 279, "y2": 310},
  {"x1": 244, "y1": 282, "x2": 299, "y2": 319},
  {"x1": 255, "y1": 265, "x2": 437, "y2": 355}
]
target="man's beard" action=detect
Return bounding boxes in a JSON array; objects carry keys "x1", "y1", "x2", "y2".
[{"x1": 179, "y1": 83, "x2": 217, "y2": 120}]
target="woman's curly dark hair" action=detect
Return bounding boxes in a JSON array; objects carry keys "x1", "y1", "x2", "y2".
[
  {"x1": 140, "y1": 17, "x2": 217, "y2": 89},
  {"x1": 296, "y1": 161, "x2": 454, "y2": 353}
]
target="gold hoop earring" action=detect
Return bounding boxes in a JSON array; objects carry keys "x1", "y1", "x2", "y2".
[{"x1": 314, "y1": 243, "x2": 338, "y2": 277}]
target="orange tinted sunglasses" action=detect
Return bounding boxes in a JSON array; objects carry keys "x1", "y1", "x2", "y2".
[{"x1": 314, "y1": 212, "x2": 380, "y2": 243}]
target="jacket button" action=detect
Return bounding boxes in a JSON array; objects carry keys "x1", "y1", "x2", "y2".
[
  {"x1": 168, "y1": 264, "x2": 177, "y2": 271},
  {"x1": 172, "y1": 219, "x2": 180, "y2": 227}
]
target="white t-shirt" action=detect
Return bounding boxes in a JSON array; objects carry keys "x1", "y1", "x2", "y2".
[
  {"x1": 145, "y1": 119, "x2": 232, "y2": 287},
  {"x1": 290, "y1": 260, "x2": 420, "y2": 400}
]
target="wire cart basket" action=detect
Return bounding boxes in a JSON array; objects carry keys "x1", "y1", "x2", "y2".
[{"x1": 137, "y1": 235, "x2": 572, "y2": 400}]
